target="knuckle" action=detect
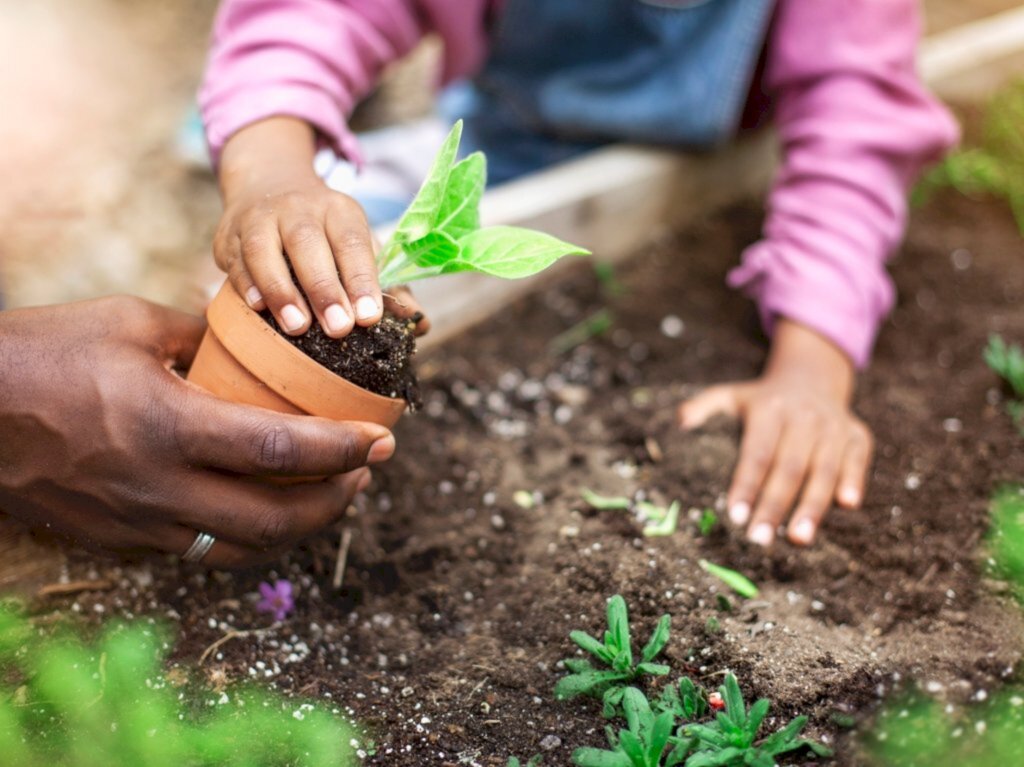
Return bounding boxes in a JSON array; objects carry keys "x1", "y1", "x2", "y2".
[
  {"x1": 333, "y1": 230, "x2": 372, "y2": 257},
  {"x1": 305, "y1": 274, "x2": 342, "y2": 304},
  {"x1": 260, "y1": 277, "x2": 299, "y2": 304},
  {"x1": 240, "y1": 232, "x2": 277, "y2": 262},
  {"x1": 249, "y1": 422, "x2": 302, "y2": 473},
  {"x1": 254, "y1": 508, "x2": 293, "y2": 549},
  {"x1": 283, "y1": 220, "x2": 323, "y2": 249},
  {"x1": 778, "y1": 461, "x2": 805, "y2": 485}
]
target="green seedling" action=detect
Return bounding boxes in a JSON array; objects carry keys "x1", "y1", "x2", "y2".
[
  {"x1": 513, "y1": 490, "x2": 536, "y2": 509},
  {"x1": 594, "y1": 262, "x2": 626, "y2": 297},
  {"x1": 986, "y1": 485, "x2": 1024, "y2": 600},
  {"x1": 698, "y1": 560, "x2": 759, "y2": 599},
  {"x1": 642, "y1": 502, "x2": 681, "y2": 538},
  {"x1": 915, "y1": 79, "x2": 1024, "y2": 234},
  {"x1": 582, "y1": 488, "x2": 632, "y2": 510},
  {"x1": 550, "y1": 309, "x2": 615, "y2": 356},
  {"x1": 655, "y1": 677, "x2": 710, "y2": 722},
  {"x1": 696, "y1": 510, "x2": 718, "y2": 537},
  {"x1": 507, "y1": 756, "x2": 542, "y2": 767},
  {"x1": 0, "y1": 606, "x2": 354, "y2": 767},
  {"x1": 556, "y1": 595, "x2": 671, "y2": 702},
  {"x1": 375, "y1": 120, "x2": 589, "y2": 287},
  {"x1": 985, "y1": 334, "x2": 1024, "y2": 430},
  {"x1": 681, "y1": 673, "x2": 832, "y2": 766},
  {"x1": 573, "y1": 687, "x2": 693, "y2": 767}
]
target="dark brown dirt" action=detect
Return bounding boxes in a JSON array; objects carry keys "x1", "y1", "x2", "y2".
[
  {"x1": 263, "y1": 310, "x2": 422, "y2": 409},
  {"x1": 46, "y1": 191, "x2": 1024, "y2": 766}
]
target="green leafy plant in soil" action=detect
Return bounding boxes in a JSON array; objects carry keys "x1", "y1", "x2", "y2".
[
  {"x1": 915, "y1": 79, "x2": 1024, "y2": 235},
  {"x1": 985, "y1": 334, "x2": 1024, "y2": 432},
  {"x1": 555, "y1": 595, "x2": 671, "y2": 704},
  {"x1": 579, "y1": 490, "x2": 683, "y2": 537},
  {"x1": 558, "y1": 596, "x2": 832, "y2": 766},
  {"x1": 0, "y1": 606, "x2": 355, "y2": 767},
  {"x1": 861, "y1": 689, "x2": 1024, "y2": 767},
  {"x1": 375, "y1": 120, "x2": 589, "y2": 287},
  {"x1": 986, "y1": 485, "x2": 1024, "y2": 601}
]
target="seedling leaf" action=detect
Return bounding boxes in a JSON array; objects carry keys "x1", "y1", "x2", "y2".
[
  {"x1": 572, "y1": 748, "x2": 632, "y2": 767},
  {"x1": 643, "y1": 501, "x2": 681, "y2": 537},
  {"x1": 639, "y1": 615, "x2": 671, "y2": 663},
  {"x1": 378, "y1": 120, "x2": 588, "y2": 286},
  {"x1": 698, "y1": 560, "x2": 759, "y2": 599},
  {"x1": 581, "y1": 488, "x2": 632, "y2": 510}
]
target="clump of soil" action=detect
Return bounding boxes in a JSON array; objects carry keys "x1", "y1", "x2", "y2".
[{"x1": 262, "y1": 310, "x2": 422, "y2": 409}]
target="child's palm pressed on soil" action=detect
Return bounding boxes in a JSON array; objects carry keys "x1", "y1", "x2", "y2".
[{"x1": 679, "y1": 319, "x2": 873, "y2": 546}]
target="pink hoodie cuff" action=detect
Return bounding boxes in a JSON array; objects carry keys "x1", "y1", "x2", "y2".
[
  {"x1": 203, "y1": 83, "x2": 363, "y2": 169},
  {"x1": 728, "y1": 239, "x2": 894, "y2": 370}
]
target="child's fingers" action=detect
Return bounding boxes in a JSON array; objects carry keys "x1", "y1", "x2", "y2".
[
  {"x1": 325, "y1": 204, "x2": 382, "y2": 327},
  {"x1": 787, "y1": 436, "x2": 843, "y2": 545},
  {"x1": 677, "y1": 384, "x2": 742, "y2": 430},
  {"x1": 726, "y1": 401, "x2": 783, "y2": 528},
  {"x1": 747, "y1": 419, "x2": 816, "y2": 546},
  {"x1": 383, "y1": 287, "x2": 431, "y2": 335},
  {"x1": 241, "y1": 222, "x2": 311, "y2": 335},
  {"x1": 220, "y1": 236, "x2": 266, "y2": 310},
  {"x1": 836, "y1": 420, "x2": 874, "y2": 508},
  {"x1": 283, "y1": 218, "x2": 355, "y2": 339}
]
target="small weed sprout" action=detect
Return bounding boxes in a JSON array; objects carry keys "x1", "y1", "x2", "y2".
[
  {"x1": 698, "y1": 560, "x2": 759, "y2": 599},
  {"x1": 555, "y1": 595, "x2": 671, "y2": 703},
  {"x1": 696, "y1": 509, "x2": 718, "y2": 537},
  {"x1": 580, "y1": 491, "x2": 682, "y2": 537},
  {"x1": 507, "y1": 756, "x2": 542, "y2": 767},
  {"x1": 985, "y1": 334, "x2": 1024, "y2": 431}
]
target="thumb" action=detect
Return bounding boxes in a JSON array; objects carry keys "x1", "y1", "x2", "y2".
[{"x1": 678, "y1": 384, "x2": 743, "y2": 430}]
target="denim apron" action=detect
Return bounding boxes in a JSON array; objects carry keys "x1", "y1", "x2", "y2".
[{"x1": 451, "y1": 0, "x2": 776, "y2": 184}]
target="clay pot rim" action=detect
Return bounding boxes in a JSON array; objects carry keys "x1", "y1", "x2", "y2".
[{"x1": 205, "y1": 281, "x2": 407, "y2": 423}]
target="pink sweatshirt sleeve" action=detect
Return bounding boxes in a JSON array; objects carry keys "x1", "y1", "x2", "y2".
[
  {"x1": 727, "y1": 0, "x2": 959, "y2": 368},
  {"x1": 199, "y1": 0, "x2": 489, "y2": 165}
]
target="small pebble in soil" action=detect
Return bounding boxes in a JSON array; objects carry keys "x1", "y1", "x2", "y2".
[
  {"x1": 950, "y1": 247, "x2": 973, "y2": 270},
  {"x1": 943, "y1": 418, "x2": 963, "y2": 432},
  {"x1": 660, "y1": 314, "x2": 685, "y2": 338},
  {"x1": 540, "y1": 735, "x2": 562, "y2": 751},
  {"x1": 904, "y1": 473, "x2": 922, "y2": 490}
]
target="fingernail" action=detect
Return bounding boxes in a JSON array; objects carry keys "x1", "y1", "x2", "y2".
[
  {"x1": 355, "y1": 296, "x2": 379, "y2": 322},
  {"x1": 245, "y1": 286, "x2": 263, "y2": 308},
  {"x1": 729, "y1": 502, "x2": 750, "y2": 526},
  {"x1": 791, "y1": 518, "x2": 815, "y2": 544},
  {"x1": 748, "y1": 523, "x2": 774, "y2": 547},
  {"x1": 280, "y1": 304, "x2": 306, "y2": 333},
  {"x1": 323, "y1": 304, "x2": 350, "y2": 335},
  {"x1": 839, "y1": 486, "x2": 860, "y2": 506},
  {"x1": 356, "y1": 468, "x2": 372, "y2": 494},
  {"x1": 367, "y1": 434, "x2": 395, "y2": 464}
]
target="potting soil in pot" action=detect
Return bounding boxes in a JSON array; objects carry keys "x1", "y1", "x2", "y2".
[{"x1": 262, "y1": 310, "x2": 423, "y2": 409}]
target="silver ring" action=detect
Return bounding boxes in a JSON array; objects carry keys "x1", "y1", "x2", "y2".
[{"x1": 182, "y1": 532, "x2": 216, "y2": 563}]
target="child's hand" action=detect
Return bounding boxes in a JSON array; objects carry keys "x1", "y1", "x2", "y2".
[
  {"x1": 677, "y1": 319, "x2": 873, "y2": 547},
  {"x1": 214, "y1": 117, "x2": 383, "y2": 338}
]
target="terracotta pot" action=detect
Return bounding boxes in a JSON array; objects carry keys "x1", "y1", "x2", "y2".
[{"x1": 187, "y1": 281, "x2": 407, "y2": 428}]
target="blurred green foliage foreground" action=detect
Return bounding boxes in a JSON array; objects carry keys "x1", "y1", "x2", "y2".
[
  {"x1": 861, "y1": 487, "x2": 1024, "y2": 766},
  {"x1": 0, "y1": 607, "x2": 355, "y2": 767}
]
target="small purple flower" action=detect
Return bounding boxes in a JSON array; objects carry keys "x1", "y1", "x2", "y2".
[{"x1": 256, "y1": 580, "x2": 295, "y2": 622}]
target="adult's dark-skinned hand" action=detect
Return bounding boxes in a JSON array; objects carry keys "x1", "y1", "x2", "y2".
[{"x1": 0, "y1": 296, "x2": 396, "y2": 567}]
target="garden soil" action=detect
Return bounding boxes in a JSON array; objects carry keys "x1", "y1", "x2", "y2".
[{"x1": 33, "y1": 192, "x2": 1024, "y2": 765}]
